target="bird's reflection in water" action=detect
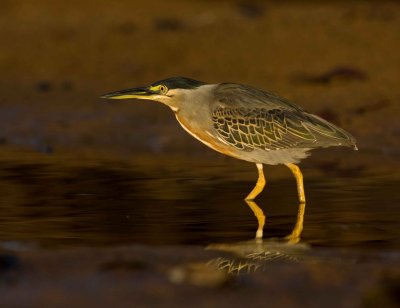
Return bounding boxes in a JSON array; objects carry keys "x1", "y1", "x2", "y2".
[
  {"x1": 206, "y1": 200, "x2": 308, "y2": 274},
  {"x1": 245, "y1": 199, "x2": 306, "y2": 243}
]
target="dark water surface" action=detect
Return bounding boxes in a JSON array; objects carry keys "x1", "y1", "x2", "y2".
[{"x1": 0, "y1": 159, "x2": 399, "y2": 251}]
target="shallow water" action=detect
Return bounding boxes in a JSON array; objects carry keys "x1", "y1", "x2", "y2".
[{"x1": 0, "y1": 160, "x2": 398, "y2": 251}]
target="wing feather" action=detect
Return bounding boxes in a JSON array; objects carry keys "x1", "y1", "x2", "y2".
[
  {"x1": 211, "y1": 83, "x2": 356, "y2": 151},
  {"x1": 212, "y1": 107, "x2": 356, "y2": 151}
]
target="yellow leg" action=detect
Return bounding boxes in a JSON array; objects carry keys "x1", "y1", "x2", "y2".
[
  {"x1": 245, "y1": 163, "x2": 266, "y2": 201},
  {"x1": 285, "y1": 163, "x2": 306, "y2": 203},
  {"x1": 245, "y1": 199, "x2": 265, "y2": 239},
  {"x1": 285, "y1": 202, "x2": 306, "y2": 244}
]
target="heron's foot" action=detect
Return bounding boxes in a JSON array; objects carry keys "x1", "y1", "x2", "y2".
[
  {"x1": 299, "y1": 197, "x2": 306, "y2": 204},
  {"x1": 284, "y1": 233, "x2": 301, "y2": 244},
  {"x1": 244, "y1": 195, "x2": 256, "y2": 202},
  {"x1": 255, "y1": 229, "x2": 263, "y2": 239},
  {"x1": 245, "y1": 182, "x2": 265, "y2": 200}
]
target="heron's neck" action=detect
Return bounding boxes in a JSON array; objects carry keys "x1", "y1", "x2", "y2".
[{"x1": 164, "y1": 84, "x2": 217, "y2": 113}]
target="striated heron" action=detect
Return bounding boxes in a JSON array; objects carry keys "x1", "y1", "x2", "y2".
[{"x1": 101, "y1": 77, "x2": 357, "y2": 237}]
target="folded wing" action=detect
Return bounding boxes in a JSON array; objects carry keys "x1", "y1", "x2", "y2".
[{"x1": 212, "y1": 107, "x2": 356, "y2": 152}]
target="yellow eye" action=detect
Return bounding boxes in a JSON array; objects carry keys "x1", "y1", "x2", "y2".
[{"x1": 159, "y1": 85, "x2": 168, "y2": 94}]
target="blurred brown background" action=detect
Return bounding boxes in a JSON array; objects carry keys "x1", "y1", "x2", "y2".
[{"x1": 0, "y1": 0, "x2": 399, "y2": 170}]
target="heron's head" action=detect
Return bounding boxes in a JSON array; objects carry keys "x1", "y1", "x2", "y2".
[{"x1": 100, "y1": 77, "x2": 206, "y2": 111}]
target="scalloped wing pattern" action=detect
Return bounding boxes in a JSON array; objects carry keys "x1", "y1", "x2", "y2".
[{"x1": 212, "y1": 107, "x2": 353, "y2": 151}]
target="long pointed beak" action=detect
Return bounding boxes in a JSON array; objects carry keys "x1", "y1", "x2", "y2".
[{"x1": 100, "y1": 86, "x2": 154, "y2": 100}]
